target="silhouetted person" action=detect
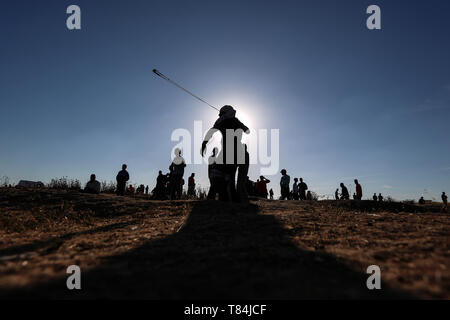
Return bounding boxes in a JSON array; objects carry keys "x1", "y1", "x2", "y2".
[
  {"x1": 298, "y1": 178, "x2": 308, "y2": 200},
  {"x1": 188, "y1": 173, "x2": 196, "y2": 197},
  {"x1": 354, "y1": 179, "x2": 362, "y2": 200},
  {"x1": 378, "y1": 193, "x2": 383, "y2": 202},
  {"x1": 169, "y1": 148, "x2": 186, "y2": 200},
  {"x1": 136, "y1": 184, "x2": 145, "y2": 194},
  {"x1": 258, "y1": 176, "x2": 270, "y2": 199},
  {"x1": 418, "y1": 196, "x2": 425, "y2": 205},
  {"x1": 245, "y1": 177, "x2": 255, "y2": 196},
  {"x1": 84, "y1": 174, "x2": 101, "y2": 194},
  {"x1": 340, "y1": 183, "x2": 349, "y2": 200},
  {"x1": 116, "y1": 164, "x2": 129, "y2": 196},
  {"x1": 353, "y1": 193, "x2": 357, "y2": 200},
  {"x1": 292, "y1": 178, "x2": 299, "y2": 200},
  {"x1": 207, "y1": 147, "x2": 226, "y2": 200},
  {"x1": 145, "y1": 185, "x2": 149, "y2": 195},
  {"x1": 373, "y1": 193, "x2": 378, "y2": 201},
  {"x1": 269, "y1": 188, "x2": 274, "y2": 200},
  {"x1": 306, "y1": 190, "x2": 312, "y2": 201},
  {"x1": 237, "y1": 144, "x2": 250, "y2": 202},
  {"x1": 335, "y1": 189, "x2": 339, "y2": 200},
  {"x1": 280, "y1": 169, "x2": 290, "y2": 200},
  {"x1": 153, "y1": 171, "x2": 167, "y2": 199},
  {"x1": 442, "y1": 192, "x2": 448, "y2": 211},
  {"x1": 208, "y1": 148, "x2": 219, "y2": 180},
  {"x1": 201, "y1": 105, "x2": 249, "y2": 202}
]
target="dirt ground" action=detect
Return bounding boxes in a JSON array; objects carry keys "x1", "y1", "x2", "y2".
[{"x1": 0, "y1": 188, "x2": 448, "y2": 299}]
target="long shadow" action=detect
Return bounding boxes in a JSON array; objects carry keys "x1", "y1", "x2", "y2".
[
  {"x1": 1, "y1": 201, "x2": 412, "y2": 299},
  {"x1": 0, "y1": 222, "x2": 136, "y2": 258}
]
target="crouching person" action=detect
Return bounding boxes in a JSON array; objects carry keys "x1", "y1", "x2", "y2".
[{"x1": 84, "y1": 174, "x2": 101, "y2": 194}]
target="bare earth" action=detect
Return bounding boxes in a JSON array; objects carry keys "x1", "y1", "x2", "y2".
[{"x1": 0, "y1": 188, "x2": 448, "y2": 299}]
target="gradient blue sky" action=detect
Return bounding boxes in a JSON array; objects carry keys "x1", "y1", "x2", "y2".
[{"x1": 1, "y1": 0, "x2": 449, "y2": 200}]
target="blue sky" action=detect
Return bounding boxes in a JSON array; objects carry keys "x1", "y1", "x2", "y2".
[{"x1": 0, "y1": 0, "x2": 449, "y2": 200}]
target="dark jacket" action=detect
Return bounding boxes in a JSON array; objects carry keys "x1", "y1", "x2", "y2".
[
  {"x1": 298, "y1": 182, "x2": 308, "y2": 193},
  {"x1": 169, "y1": 160, "x2": 186, "y2": 176},
  {"x1": 341, "y1": 186, "x2": 349, "y2": 199},
  {"x1": 116, "y1": 170, "x2": 129, "y2": 184},
  {"x1": 213, "y1": 117, "x2": 249, "y2": 165}
]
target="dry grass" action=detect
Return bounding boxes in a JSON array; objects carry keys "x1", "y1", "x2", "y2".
[{"x1": 0, "y1": 188, "x2": 448, "y2": 299}]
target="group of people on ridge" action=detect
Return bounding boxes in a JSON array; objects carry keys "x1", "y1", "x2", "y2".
[
  {"x1": 80, "y1": 105, "x2": 448, "y2": 210},
  {"x1": 279, "y1": 169, "x2": 313, "y2": 200},
  {"x1": 151, "y1": 153, "x2": 196, "y2": 200}
]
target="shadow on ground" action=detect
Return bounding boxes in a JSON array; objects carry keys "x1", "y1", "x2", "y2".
[
  {"x1": 1, "y1": 201, "x2": 412, "y2": 299},
  {"x1": 0, "y1": 222, "x2": 136, "y2": 257}
]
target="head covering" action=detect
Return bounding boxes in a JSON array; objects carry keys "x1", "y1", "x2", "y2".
[{"x1": 215, "y1": 105, "x2": 236, "y2": 126}]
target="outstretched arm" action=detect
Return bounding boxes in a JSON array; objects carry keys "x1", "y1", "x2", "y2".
[{"x1": 201, "y1": 128, "x2": 218, "y2": 157}]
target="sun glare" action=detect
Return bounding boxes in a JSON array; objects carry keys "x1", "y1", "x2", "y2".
[{"x1": 235, "y1": 109, "x2": 255, "y2": 131}]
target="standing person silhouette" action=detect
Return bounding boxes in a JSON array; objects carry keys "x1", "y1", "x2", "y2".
[
  {"x1": 153, "y1": 171, "x2": 166, "y2": 199},
  {"x1": 236, "y1": 144, "x2": 250, "y2": 202},
  {"x1": 188, "y1": 173, "x2": 196, "y2": 197},
  {"x1": 116, "y1": 164, "x2": 129, "y2": 196},
  {"x1": 258, "y1": 176, "x2": 271, "y2": 199},
  {"x1": 292, "y1": 178, "x2": 299, "y2": 200},
  {"x1": 169, "y1": 148, "x2": 186, "y2": 200},
  {"x1": 280, "y1": 169, "x2": 290, "y2": 200},
  {"x1": 335, "y1": 189, "x2": 340, "y2": 200},
  {"x1": 298, "y1": 178, "x2": 308, "y2": 200},
  {"x1": 354, "y1": 179, "x2": 362, "y2": 200},
  {"x1": 207, "y1": 147, "x2": 224, "y2": 200},
  {"x1": 442, "y1": 192, "x2": 448, "y2": 211},
  {"x1": 201, "y1": 105, "x2": 249, "y2": 202}
]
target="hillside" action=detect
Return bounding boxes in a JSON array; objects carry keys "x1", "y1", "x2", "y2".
[{"x1": 0, "y1": 188, "x2": 448, "y2": 299}]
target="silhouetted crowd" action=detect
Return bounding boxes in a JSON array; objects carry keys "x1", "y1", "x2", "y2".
[
  {"x1": 78, "y1": 104, "x2": 448, "y2": 210},
  {"x1": 80, "y1": 162, "x2": 447, "y2": 212}
]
